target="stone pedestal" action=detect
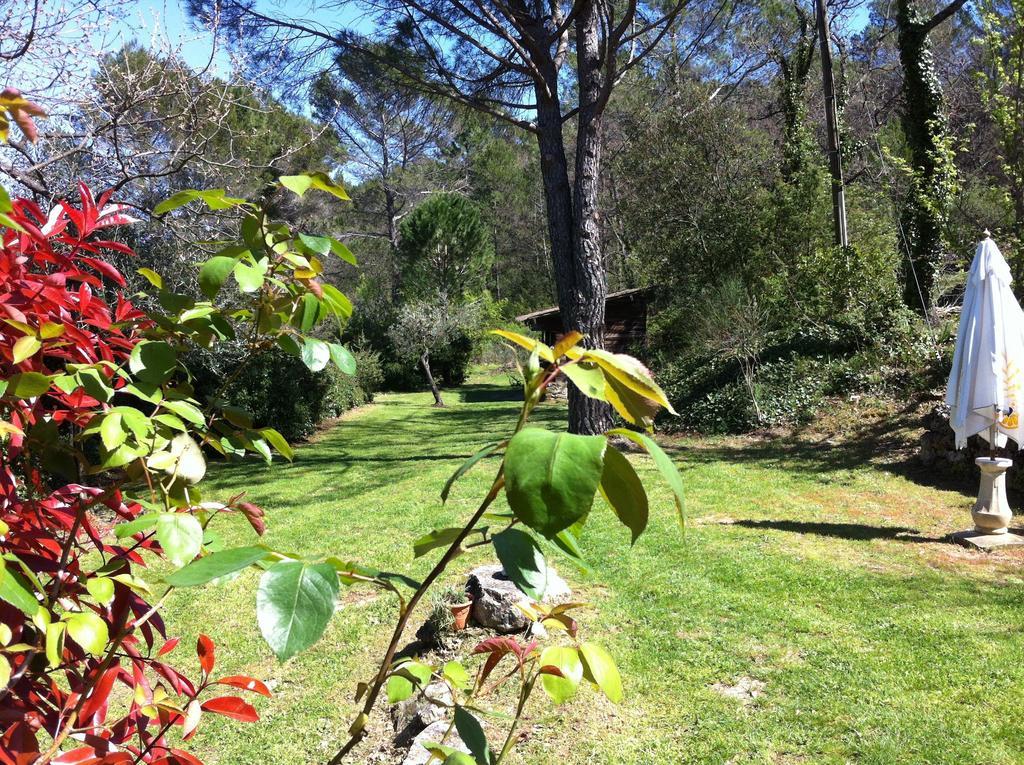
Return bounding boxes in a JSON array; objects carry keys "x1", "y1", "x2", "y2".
[{"x1": 972, "y1": 457, "x2": 1014, "y2": 534}]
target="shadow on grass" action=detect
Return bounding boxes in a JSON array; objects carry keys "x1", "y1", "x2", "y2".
[
  {"x1": 729, "y1": 518, "x2": 941, "y2": 543},
  {"x1": 675, "y1": 396, "x2": 985, "y2": 501},
  {"x1": 458, "y1": 383, "x2": 522, "y2": 403}
]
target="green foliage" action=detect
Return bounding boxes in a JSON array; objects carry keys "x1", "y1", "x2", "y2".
[
  {"x1": 257, "y1": 560, "x2": 341, "y2": 661},
  {"x1": 398, "y1": 193, "x2": 494, "y2": 298},
  {"x1": 190, "y1": 347, "x2": 382, "y2": 441}
]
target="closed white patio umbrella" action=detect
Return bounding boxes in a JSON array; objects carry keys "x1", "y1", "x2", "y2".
[{"x1": 946, "y1": 233, "x2": 1024, "y2": 538}]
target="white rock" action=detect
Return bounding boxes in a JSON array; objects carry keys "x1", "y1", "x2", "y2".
[
  {"x1": 466, "y1": 564, "x2": 572, "y2": 633},
  {"x1": 401, "y1": 720, "x2": 469, "y2": 765}
]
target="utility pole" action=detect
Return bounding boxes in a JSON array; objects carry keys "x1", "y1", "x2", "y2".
[{"x1": 815, "y1": 0, "x2": 849, "y2": 247}]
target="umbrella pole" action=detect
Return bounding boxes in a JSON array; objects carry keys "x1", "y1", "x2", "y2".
[{"x1": 990, "y1": 423, "x2": 997, "y2": 459}]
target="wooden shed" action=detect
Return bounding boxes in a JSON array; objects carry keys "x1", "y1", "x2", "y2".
[{"x1": 515, "y1": 287, "x2": 651, "y2": 353}]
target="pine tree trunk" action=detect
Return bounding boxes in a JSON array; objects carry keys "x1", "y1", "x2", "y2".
[
  {"x1": 421, "y1": 351, "x2": 444, "y2": 407},
  {"x1": 531, "y1": 37, "x2": 610, "y2": 435},
  {"x1": 568, "y1": 0, "x2": 613, "y2": 435}
]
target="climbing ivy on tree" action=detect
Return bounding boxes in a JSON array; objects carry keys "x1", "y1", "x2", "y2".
[
  {"x1": 894, "y1": 0, "x2": 966, "y2": 310},
  {"x1": 977, "y1": 0, "x2": 1024, "y2": 268}
]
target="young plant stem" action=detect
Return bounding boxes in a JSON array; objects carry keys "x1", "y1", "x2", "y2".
[
  {"x1": 328, "y1": 475, "x2": 504, "y2": 763},
  {"x1": 495, "y1": 675, "x2": 535, "y2": 765},
  {"x1": 328, "y1": 366, "x2": 555, "y2": 764}
]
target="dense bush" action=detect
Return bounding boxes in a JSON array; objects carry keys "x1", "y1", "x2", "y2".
[
  {"x1": 655, "y1": 311, "x2": 950, "y2": 434},
  {"x1": 190, "y1": 346, "x2": 383, "y2": 441}
]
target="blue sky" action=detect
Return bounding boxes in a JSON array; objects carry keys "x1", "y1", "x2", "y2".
[{"x1": 114, "y1": 1, "x2": 234, "y2": 75}]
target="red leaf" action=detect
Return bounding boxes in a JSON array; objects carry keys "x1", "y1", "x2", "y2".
[
  {"x1": 472, "y1": 636, "x2": 537, "y2": 684},
  {"x1": 196, "y1": 634, "x2": 215, "y2": 675},
  {"x1": 79, "y1": 666, "x2": 121, "y2": 722},
  {"x1": 215, "y1": 675, "x2": 272, "y2": 698},
  {"x1": 200, "y1": 696, "x2": 259, "y2": 723},
  {"x1": 0, "y1": 721, "x2": 39, "y2": 763},
  {"x1": 238, "y1": 502, "x2": 266, "y2": 536},
  {"x1": 157, "y1": 637, "x2": 180, "y2": 657},
  {"x1": 151, "y1": 751, "x2": 205, "y2": 765}
]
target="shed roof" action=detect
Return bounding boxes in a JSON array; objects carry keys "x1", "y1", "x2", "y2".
[{"x1": 515, "y1": 287, "x2": 650, "y2": 323}]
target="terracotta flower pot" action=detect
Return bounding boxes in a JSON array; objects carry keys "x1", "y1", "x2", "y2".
[{"x1": 449, "y1": 600, "x2": 472, "y2": 630}]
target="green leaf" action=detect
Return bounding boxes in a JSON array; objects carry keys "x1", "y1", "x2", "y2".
[
  {"x1": 154, "y1": 413, "x2": 187, "y2": 432},
  {"x1": 492, "y1": 528, "x2": 550, "y2": 600},
  {"x1": 298, "y1": 233, "x2": 332, "y2": 255},
  {"x1": 259, "y1": 427, "x2": 294, "y2": 461},
  {"x1": 114, "y1": 514, "x2": 159, "y2": 539},
  {"x1": 279, "y1": 172, "x2": 350, "y2": 201},
  {"x1": 199, "y1": 256, "x2": 237, "y2": 299},
  {"x1": 454, "y1": 706, "x2": 493, "y2": 765},
  {"x1": 0, "y1": 568, "x2": 37, "y2": 615},
  {"x1": 101, "y1": 443, "x2": 142, "y2": 469},
  {"x1": 386, "y1": 674, "x2": 415, "y2": 704},
  {"x1": 162, "y1": 399, "x2": 205, "y2": 426},
  {"x1": 257, "y1": 560, "x2": 339, "y2": 661},
  {"x1": 296, "y1": 293, "x2": 321, "y2": 332},
  {"x1": 545, "y1": 526, "x2": 591, "y2": 573},
  {"x1": 441, "y1": 441, "x2": 501, "y2": 503},
  {"x1": 412, "y1": 527, "x2": 463, "y2": 558},
  {"x1": 233, "y1": 257, "x2": 268, "y2": 293},
  {"x1": 443, "y1": 661, "x2": 470, "y2": 691},
  {"x1": 153, "y1": 190, "x2": 198, "y2": 216},
  {"x1": 6, "y1": 372, "x2": 51, "y2": 398},
  {"x1": 489, "y1": 330, "x2": 554, "y2": 363},
  {"x1": 539, "y1": 646, "x2": 583, "y2": 704},
  {"x1": 12, "y1": 335, "x2": 41, "y2": 364},
  {"x1": 100, "y1": 412, "x2": 126, "y2": 451},
  {"x1": 250, "y1": 436, "x2": 272, "y2": 464},
  {"x1": 129, "y1": 341, "x2": 178, "y2": 385},
  {"x1": 165, "y1": 546, "x2": 268, "y2": 587},
  {"x1": 579, "y1": 642, "x2": 623, "y2": 703},
  {"x1": 607, "y1": 429, "x2": 684, "y2": 527},
  {"x1": 77, "y1": 368, "x2": 113, "y2": 403},
  {"x1": 300, "y1": 337, "x2": 330, "y2": 372},
  {"x1": 329, "y1": 238, "x2": 357, "y2": 265},
  {"x1": 85, "y1": 577, "x2": 115, "y2": 605},
  {"x1": 156, "y1": 513, "x2": 204, "y2": 568},
  {"x1": 327, "y1": 343, "x2": 356, "y2": 374},
  {"x1": 580, "y1": 348, "x2": 677, "y2": 415},
  {"x1": 561, "y1": 361, "x2": 607, "y2": 401},
  {"x1": 599, "y1": 447, "x2": 649, "y2": 543},
  {"x1": 444, "y1": 754, "x2": 477, "y2": 765},
  {"x1": 321, "y1": 284, "x2": 353, "y2": 318},
  {"x1": 153, "y1": 189, "x2": 245, "y2": 215},
  {"x1": 503, "y1": 428, "x2": 606, "y2": 538},
  {"x1": 137, "y1": 267, "x2": 163, "y2": 288},
  {"x1": 46, "y1": 622, "x2": 65, "y2": 667},
  {"x1": 65, "y1": 611, "x2": 109, "y2": 656},
  {"x1": 386, "y1": 660, "x2": 432, "y2": 703}
]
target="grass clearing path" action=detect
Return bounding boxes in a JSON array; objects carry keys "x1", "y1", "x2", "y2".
[{"x1": 171, "y1": 376, "x2": 1024, "y2": 764}]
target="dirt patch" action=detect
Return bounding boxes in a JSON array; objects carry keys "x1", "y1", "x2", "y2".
[{"x1": 710, "y1": 676, "x2": 765, "y2": 706}]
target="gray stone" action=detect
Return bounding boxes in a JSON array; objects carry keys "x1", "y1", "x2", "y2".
[
  {"x1": 466, "y1": 564, "x2": 573, "y2": 634},
  {"x1": 538, "y1": 568, "x2": 572, "y2": 604},
  {"x1": 950, "y1": 529, "x2": 1024, "y2": 550},
  {"x1": 467, "y1": 565, "x2": 529, "y2": 633},
  {"x1": 401, "y1": 720, "x2": 469, "y2": 765},
  {"x1": 391, "y1": 680, "x2": 452, "y2": 735}
]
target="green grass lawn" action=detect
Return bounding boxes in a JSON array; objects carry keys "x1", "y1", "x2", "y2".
[{"x1": 165, "y1": 374, "x2": 1024, "y2": 764}]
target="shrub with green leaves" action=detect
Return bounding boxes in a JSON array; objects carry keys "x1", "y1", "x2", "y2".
[
  {"x1": 189, "y1": 347, "x2": 383, "y2": 440},
  {"x1": 0, "y1": 171, "x2": 359, "y2": 763}
]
